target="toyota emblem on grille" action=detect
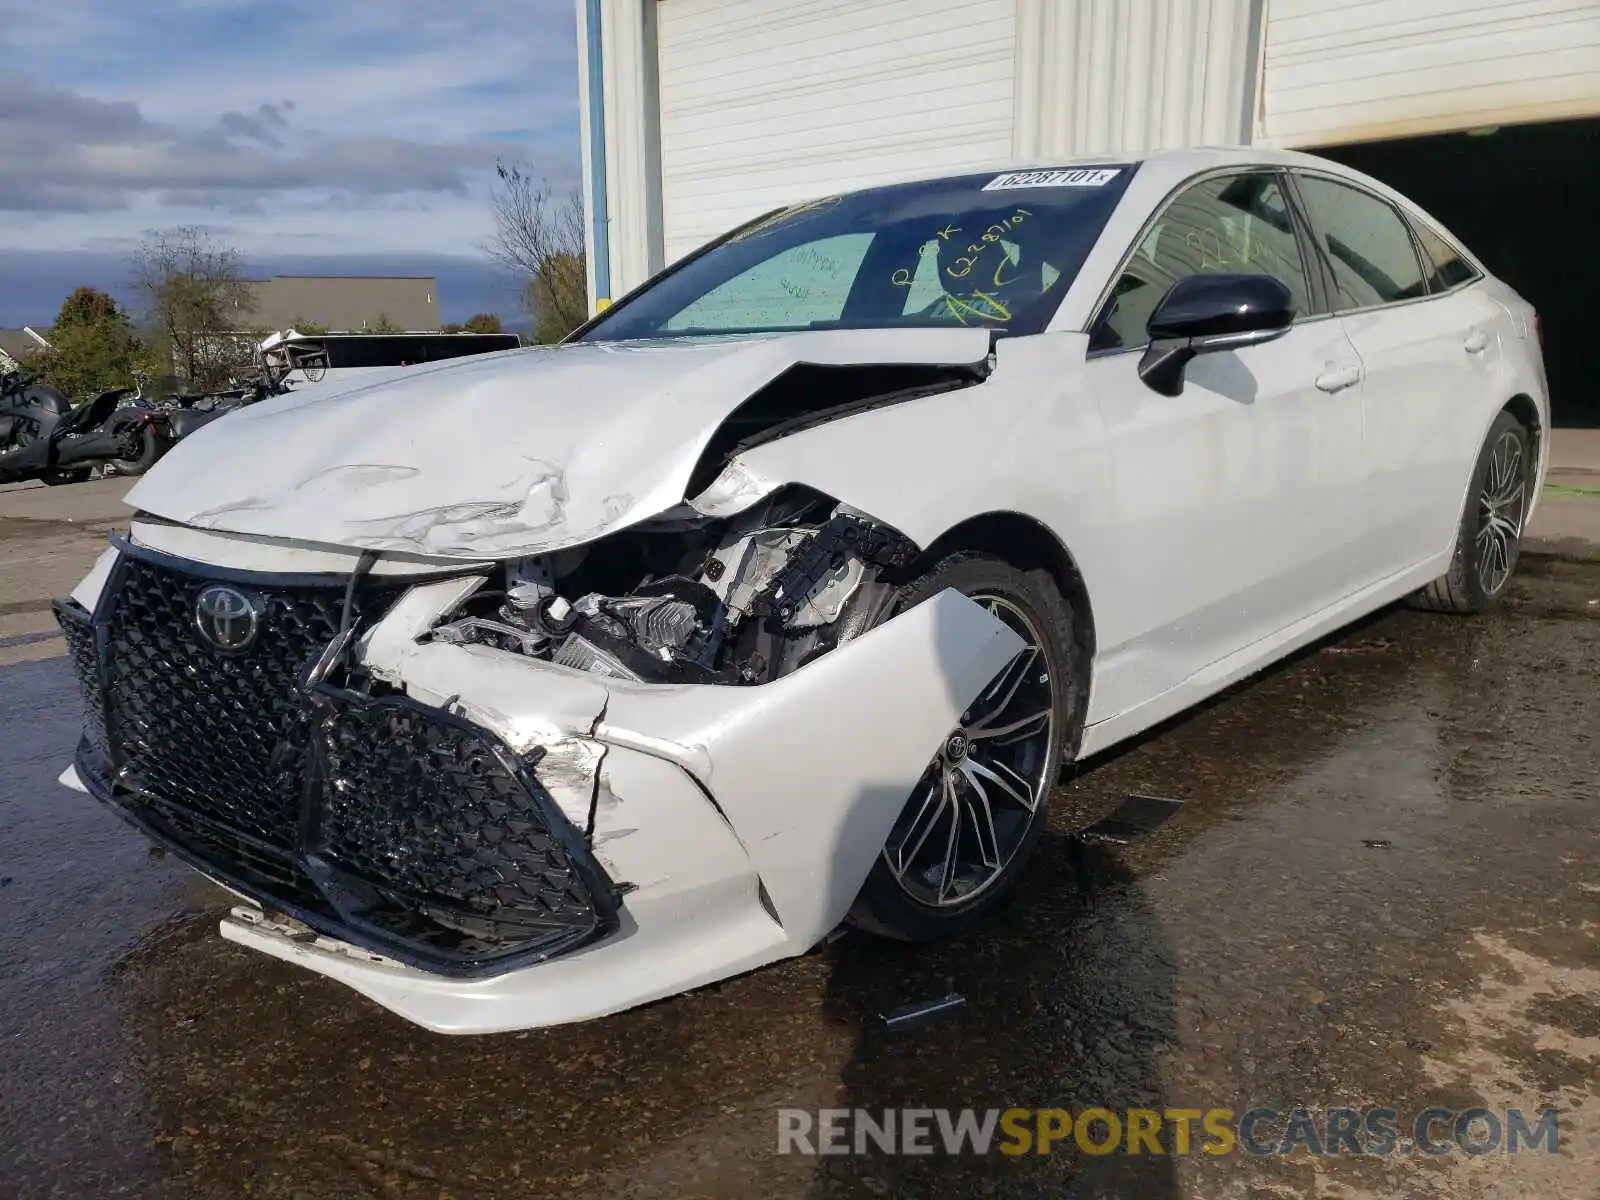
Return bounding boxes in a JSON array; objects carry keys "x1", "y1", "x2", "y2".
[{"x1": 193, "y1": 584, "x2": 261, "y2": 652}]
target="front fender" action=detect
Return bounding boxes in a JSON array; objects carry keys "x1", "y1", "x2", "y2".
[{"x1": 692, "y1": 332, "x2": 1115, "y2": 617}]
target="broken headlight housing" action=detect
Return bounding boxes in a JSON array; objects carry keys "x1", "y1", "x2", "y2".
[{"x1": 427, "y1": 488, "x2": 919, "y2": 685}]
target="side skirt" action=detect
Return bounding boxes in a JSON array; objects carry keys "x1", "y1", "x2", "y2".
[{"x1": 1076, "y1": 551, "x2": 1450, "y2": 760}]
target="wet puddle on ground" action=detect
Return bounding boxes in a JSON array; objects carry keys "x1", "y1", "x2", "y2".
[{"x1": 2, "y1": 559, "x2": 1597, "y2": 1199}]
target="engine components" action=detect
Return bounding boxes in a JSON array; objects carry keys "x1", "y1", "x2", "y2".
[{"x1": 428, "y1": 494, "x2": 919, "y2": 687}]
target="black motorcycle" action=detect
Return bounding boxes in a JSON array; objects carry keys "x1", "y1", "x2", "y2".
[
  {"x1": 0, "y1": 370, "x2": 167, "y2": 486},
  {"x1": 147, "y1": 357, "x2": 294, "y2": 444}
]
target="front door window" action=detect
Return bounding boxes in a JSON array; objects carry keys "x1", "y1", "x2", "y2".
[{"x1": 1092, "y1": 172, "x2": 1313, "y2": 352}]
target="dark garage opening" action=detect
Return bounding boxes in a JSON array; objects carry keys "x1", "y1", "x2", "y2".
[{"x1": 1316, "y1": 116, "x2": 1600, "y2": 428}]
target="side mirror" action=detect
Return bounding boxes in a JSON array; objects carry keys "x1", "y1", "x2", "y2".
[{"x1": 1137, "y1": 273, "x2": 1294, "y2": 396}]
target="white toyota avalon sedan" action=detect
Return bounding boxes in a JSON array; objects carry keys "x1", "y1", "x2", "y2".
[{"x1": 54, "y1": 147, "x2": 1548, "y2": 1033}]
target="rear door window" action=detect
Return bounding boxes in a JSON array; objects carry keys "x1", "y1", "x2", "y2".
[{"x1": 1295, "y1": 175, "x2": 1428, "y2": 310}]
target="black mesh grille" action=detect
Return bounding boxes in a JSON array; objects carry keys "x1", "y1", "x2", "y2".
[
  {"x1": 53, "y1": 598, "x2": 107, "y2": 756},
  {"x1": 148, "y1": 802, "x2": 325, "y2": 913},
  {"x1": 103, "y1": 557, "x2": 356, "y2": 845},
  {"x1": 56, "y1": 546, "x2": 614, "y2": 976},
  {"x1": 314, "y1": 695, "x2": 601, "y2": 961}
]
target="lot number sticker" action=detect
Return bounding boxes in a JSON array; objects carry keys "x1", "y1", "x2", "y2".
[{"x1": 983, "y1": 167, "x2": 1121, "y2": 191}]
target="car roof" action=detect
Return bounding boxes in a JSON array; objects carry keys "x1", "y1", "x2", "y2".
[
  {"x1": 852, "y1": 145, "x2": 1358, "y2": 193},
  {"x1": 828, "y1": 145, "x2": 1475, "y2": 262}
]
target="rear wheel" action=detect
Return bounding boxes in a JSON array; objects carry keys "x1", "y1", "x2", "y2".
[
  {"x1": 1411, "y1": 410, "x2": 1531, "y2": 614},
  {"x1": 847, "y1": 553, "x2": 1080, "y2": 942},
  {"x1": 41, "y1": 469, "x2": 91, "y2": 486},
  {"x1": 109, "y1": 423, "x2": 162, "y2": 477},
  {"x1": 294, "y1": 348, "x2": 329, "y2": 383}
]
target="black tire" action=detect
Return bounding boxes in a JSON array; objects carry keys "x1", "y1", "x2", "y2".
[
  {"x1": 109, "y1": 424, "x2": 163, "y2": 477},
  {"x1": 1410, "y1": 410, "x2": 1532, "y2": 614},
  {"x1": 41, "y1": 469, "x2": 91, "y2": 486},
  {"x1": 846, "y1": 552, "x2": 1081, "y2": 942}
]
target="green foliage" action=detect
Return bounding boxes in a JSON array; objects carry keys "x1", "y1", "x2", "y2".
[
  {"x1": 21, "y1": 287, "x2": 144, "y2": 400},
  {"x1": 440, "y1": 322, "x2": 465, "y2": 333},
  {"x1": 369, "y1": 312, "x2": 402, "y2": 334},
  {"x1": 288, "y1": 316, "x2": 328, "y2": 336},
  {"x1": 56, "y1": 286, "x2": 123, "y2": 330},
  {"x1": 526, "y1": 251, "x2": 588, "y2": 344},
  {"x1": 462, "y1": 312, "x2": 505, "y2": 334}
]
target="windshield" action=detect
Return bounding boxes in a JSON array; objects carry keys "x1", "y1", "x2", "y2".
[{"x1": 578, "y1": 165, "x2": 1136, "y2": 341}]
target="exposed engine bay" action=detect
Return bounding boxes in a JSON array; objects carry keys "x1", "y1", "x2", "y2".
[{"x1": 428, "y1": 487, "x2": 921, "y2": 685}]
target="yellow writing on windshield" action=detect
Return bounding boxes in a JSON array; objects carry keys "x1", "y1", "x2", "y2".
[{"x1": 944, "y1": 209, "x2": 1031, "y2": 280}]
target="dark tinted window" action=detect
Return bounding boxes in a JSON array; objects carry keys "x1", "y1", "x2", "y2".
[
  {"x1": 1296, "y1": 175, "x2": 1427, "y2": 309},
  {"x1": 1092, "y1": 171, "x2": 1311, "y2": 352},
  {"x1": 1412, "y1": 221, "x2": 1480, "y2": 293},
  {"x1": 580, "y1": 166, "x2": 1136, "y2": 341}
]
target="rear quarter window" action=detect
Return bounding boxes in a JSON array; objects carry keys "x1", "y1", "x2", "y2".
[{"x1": 1412, "y1": 221, "x2": 1481, "y2": 293}]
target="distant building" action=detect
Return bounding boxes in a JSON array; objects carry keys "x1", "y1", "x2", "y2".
[
  {"x1": 0, "y1": 326, "x2": 53, "y2": 372},
  {"x1": 234, "y1": 276, "x2": 441, "y2": 334}
]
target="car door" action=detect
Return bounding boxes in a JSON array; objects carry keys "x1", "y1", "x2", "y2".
[
  {"x1": 1081, "y1": 169, "x2": 1370, "y2": 721},
  {"x1": 1291, "y1": 172, "x2": 1503, "y2": 577}
]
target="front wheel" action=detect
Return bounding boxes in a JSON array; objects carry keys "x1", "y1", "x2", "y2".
[
  {"x1": 847, "y1": 553, "x2": 1080, "y2": 942},
  {"x1": 1410, "y1": 411, "x2": 1532, "y2": 614}
]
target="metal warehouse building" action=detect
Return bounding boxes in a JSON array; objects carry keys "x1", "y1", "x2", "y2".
[{"x1": 576, "y1": 0, "x2": 1600, "y2": 424}]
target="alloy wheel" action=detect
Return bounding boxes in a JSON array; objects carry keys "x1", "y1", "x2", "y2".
[
  {"x1": 881, "y1": 593, "x2": 1057, "y2": 908},
  {"x1": 1475, "y1": 429, "x2": 1527, "y2": 596}
]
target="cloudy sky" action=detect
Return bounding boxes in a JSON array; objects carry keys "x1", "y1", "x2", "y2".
[{"x1": 0, "y1": 0, "x2": 580, "y2": 323}]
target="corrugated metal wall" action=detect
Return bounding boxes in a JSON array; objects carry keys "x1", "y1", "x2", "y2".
[
  {"x1": 585, "y1": 0, "x2": 1258, "y2": 303},
  {"x1": 655, "y1": 0, "x2": 1018, "y2": 263},
  {"x1": 1259, "y1": 0, "x2": 1600, "y2": 146},
  {"x1": 1012, "y1": 0, "x2": 1259, "y2": 159},
  {"x1": 584, "y1": 0, "x2": 1600, "y2": 307}
]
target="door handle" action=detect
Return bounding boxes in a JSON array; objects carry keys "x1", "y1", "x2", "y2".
[
  {"x1": 1463, "y1": 330, "x2": 1489, "y2": 354},
  {"x1": 1314, "y1": 365, "x2": 1362, "y2": 393}
]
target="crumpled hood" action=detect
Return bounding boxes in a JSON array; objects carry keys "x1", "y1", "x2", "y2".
[{"x1": 127, "y1": 328, "x2": 991, "y2": 559}]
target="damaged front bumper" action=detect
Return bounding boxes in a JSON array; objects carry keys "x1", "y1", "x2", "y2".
[{"x1": 57, "y1": 536, "x2": 1022, "y2": 1033}]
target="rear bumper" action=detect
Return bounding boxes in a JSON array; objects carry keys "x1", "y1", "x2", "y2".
[{"x1": 59, "y1": 546, "x2": 1021, "y2": 1032}]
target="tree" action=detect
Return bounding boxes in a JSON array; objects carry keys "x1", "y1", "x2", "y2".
[
  {"x1": 462, "y1": 312, "x2": 504, "y2": 334},
  {"x1": 128, "y1": 226, "x2": 255, "y2": 390},
  {"x1": 57, "y1": 286, "x2": 122, "y2": 329},
  {"x1": 368, "y1": 312, "x2": 401, "y2": 334},
  {"x1": 288, "y1": 315, "x2": 328, "y2": 336},
  {"x1": 524, "y1": 253, "x2": 587, "y2": 344},
  {"x1": 484, "y1": 160, "x2": 588, "y2": 343},
  {"x1": 20, "y1": 287, "x2": 144, "y2": 400}
]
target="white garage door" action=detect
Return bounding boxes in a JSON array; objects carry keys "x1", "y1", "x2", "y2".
[
  {"x1": 656, "y1": 0, "x2": 1017, "y2": 262},
  {"x1": 1260, "y1": 0, "x2": 1600, "y2": 146}
]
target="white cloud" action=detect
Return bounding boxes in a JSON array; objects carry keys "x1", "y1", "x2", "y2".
[{"x1": 0, "y1": 0, "x2": 581, "y2": 255}]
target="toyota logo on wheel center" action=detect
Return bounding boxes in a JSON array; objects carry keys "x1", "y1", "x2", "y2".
[{"x1": 193, "y1": 584, "x2": 261, "y2": 652}]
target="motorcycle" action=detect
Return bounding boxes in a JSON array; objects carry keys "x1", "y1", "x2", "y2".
[
  {"x1": 0, "y1": 370, "x2": 167, "y2": 486},
  {"x1": 148, "y1": 348, "x2": 296, "y2": 444}
]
